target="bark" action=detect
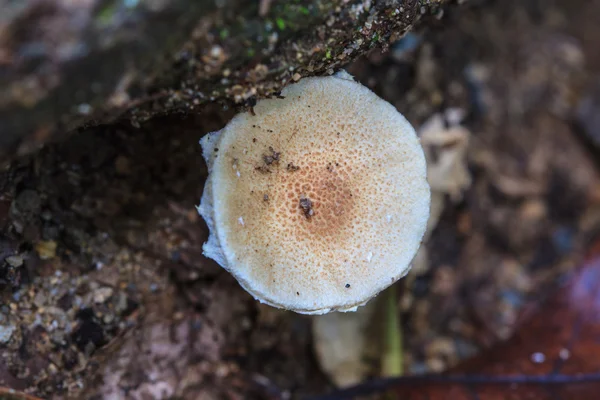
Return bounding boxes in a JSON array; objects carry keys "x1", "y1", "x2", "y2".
[{"x1": 0, "y1": 0, "x2": 443, "y2": 163}]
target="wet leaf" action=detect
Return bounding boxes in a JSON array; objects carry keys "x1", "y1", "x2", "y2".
[{"x1": 309, "y1": 242, "x2": 600, "y2": 400}]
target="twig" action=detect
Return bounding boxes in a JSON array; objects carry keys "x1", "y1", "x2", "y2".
[{"x1": 305, "y1": 373, "x2": 600, "y2": 400}]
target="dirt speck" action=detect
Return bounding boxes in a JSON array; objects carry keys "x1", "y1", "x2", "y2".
[
  {"x1": 299, "y1": 196, "x2": 314, "y2": 219},
  {"x1": 263, "y1": 146, "x2": 281, "y2": 165}
]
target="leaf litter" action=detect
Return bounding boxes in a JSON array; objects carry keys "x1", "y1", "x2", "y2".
[{"x1": 309, "y1": 240, "x2": 600, "y2": 399}]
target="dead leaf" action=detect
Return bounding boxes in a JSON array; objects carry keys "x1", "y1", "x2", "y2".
[
  {"x1": 412, "y1": 109, "x2": 472, "y2": 276},
  {"x1": 309, "y1": 240, "x2": 600, "y2": 400},
  {"x1": 419, "y1": 109, "x2": 471, "y2": 202}
]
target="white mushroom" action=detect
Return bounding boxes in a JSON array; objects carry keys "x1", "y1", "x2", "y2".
[{"x1": 197, "y1": 71, "x2": 430, "y2": 314}]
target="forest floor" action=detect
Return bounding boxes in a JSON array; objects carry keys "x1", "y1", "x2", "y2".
[{"x1": 2, "y1": 0, "x2": 600, "y2": 399}]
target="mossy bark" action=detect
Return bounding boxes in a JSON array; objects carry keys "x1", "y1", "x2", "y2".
[{"x1": 0, "y1": 0, "x2": 444, "y2": 163}]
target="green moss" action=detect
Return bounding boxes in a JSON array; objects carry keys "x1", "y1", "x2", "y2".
[
  {"x1": 270, "y1": 3, "x2": 320, "y2": 32},
  {"x1": 96, "y1": 1, "x2": 119, "y2": 25},
  {"x1": 276, "y1": 17, "x2": 286, "y2": 30}
]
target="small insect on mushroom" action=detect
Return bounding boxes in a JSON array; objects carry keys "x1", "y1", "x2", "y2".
[{"x1": 197, "y1": 70, "x2": 430, "y2": 315}]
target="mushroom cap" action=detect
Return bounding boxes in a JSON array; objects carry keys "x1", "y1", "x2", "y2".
[{"x1": 198, "y1": 72, "x2": 430, "y2": 314}]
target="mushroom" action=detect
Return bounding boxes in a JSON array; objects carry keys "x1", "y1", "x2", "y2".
[{"x1": 197, "y1": 71, "x2": 430, "y2": 314}]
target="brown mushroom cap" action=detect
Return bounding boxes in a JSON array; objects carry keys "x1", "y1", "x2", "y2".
[{"x1": 198, "y1": 72, "x2": 430, "y2": 314}]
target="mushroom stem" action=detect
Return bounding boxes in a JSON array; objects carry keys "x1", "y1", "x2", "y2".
[{"x1": 381, "y1": 283, "x2": 403, "y2": 377}]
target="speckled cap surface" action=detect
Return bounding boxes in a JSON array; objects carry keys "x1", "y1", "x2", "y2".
[{"x1": 198, "y1": 72, "x2": 430, "y2": 314}]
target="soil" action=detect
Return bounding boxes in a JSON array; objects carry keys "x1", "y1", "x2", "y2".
[{"x1": 2, "y1": 0, "x2": 600, "y2": 399}]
